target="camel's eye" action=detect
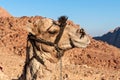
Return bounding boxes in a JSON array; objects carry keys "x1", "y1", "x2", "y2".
[
  {"x1": 47, "y1": 25, "x2": 59, "y2": 34},
  {"x1": 48, "y1": 30, "x2": 58, "y2": 34}
]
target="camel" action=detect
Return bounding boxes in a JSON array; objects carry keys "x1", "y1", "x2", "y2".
[{"x1": 19, "y1": 16, "x2": 90, "y2": 80}]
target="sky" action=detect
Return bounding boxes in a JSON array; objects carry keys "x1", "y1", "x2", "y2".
[{"x1": 0, "y1": 0, "x2": 120, "y2": 37}]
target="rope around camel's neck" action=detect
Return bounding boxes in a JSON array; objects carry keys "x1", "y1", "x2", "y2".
[{"x1": 19, "y1": 16, "x2": 68, "y2": 80}]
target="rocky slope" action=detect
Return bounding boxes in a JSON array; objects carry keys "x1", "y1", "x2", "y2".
[
  {"x1": 0, "y1": 16, "x2": 120, "y2": 80},
  {"x1": 0, "y1": 7, "x2": 11, "y2": 17},
  {"x1": 94, "y1": 27, "x2": 120, "y2": 48}
]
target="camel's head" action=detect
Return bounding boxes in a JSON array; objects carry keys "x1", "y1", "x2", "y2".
[{"x1": 26, "y1": 16, "x2": 90, "y2": 54}]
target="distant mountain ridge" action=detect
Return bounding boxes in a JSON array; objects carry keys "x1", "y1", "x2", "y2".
[{"x1": 94, "y1": 27, "x2": 120, "y2": 48}]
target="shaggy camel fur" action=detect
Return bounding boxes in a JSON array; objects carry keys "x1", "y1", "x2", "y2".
[{"x1": 19, "y1": 16, "x2": 90, "y2": 80}]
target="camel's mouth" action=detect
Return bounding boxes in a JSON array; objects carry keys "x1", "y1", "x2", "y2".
[
  {"x1": 70, "y1": 36, "x2": 90, "y2": 48},
  {"x1": 58, "y1": 36, "x2": 90, "y2": 50},
  {"x1": 69, "y1": 38, "x2": 75, "y2": 48}
]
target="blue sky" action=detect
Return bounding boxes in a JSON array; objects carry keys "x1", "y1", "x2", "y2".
[{"x1": 0, "y1": 0, "x2": 120, "y2": 36}]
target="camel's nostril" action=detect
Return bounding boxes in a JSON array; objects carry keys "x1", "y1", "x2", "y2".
[
  {"x1": 79, "y1": 28, "x2": 86, "y2": 39},
  {"x1": 80, "y1": 28, "x2": 84, "y2": 33}
]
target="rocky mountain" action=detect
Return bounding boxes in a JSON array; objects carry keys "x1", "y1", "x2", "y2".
[
  {"x1": 0, "y1": 7, "x2": 11, "y2": 17},
  {"x1": 0, "y1": 16, "x2": 120, "y2": 80},
  {"x1": 0, "y1": 7, "x2": 120, "y2": 80},
  {"x1": 94, "y1": 27, "x2": 120, "y2": 48}
]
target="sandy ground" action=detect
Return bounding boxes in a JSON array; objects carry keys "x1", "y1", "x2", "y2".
[{"x1": 0, "y1": 48, "x2": 25, "y2": 79}]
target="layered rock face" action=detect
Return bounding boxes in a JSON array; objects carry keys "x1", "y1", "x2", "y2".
[{"x1": 94, "y1": 27, "x2": 120, "y2": 48}]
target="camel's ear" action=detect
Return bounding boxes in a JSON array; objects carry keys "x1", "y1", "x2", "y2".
[
  {"x1": 39, "y1": 18, "x2": 53, "y2": 32},
  {"x1": 25, "y1": 23, "x2": 36, "y2": 35}
]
